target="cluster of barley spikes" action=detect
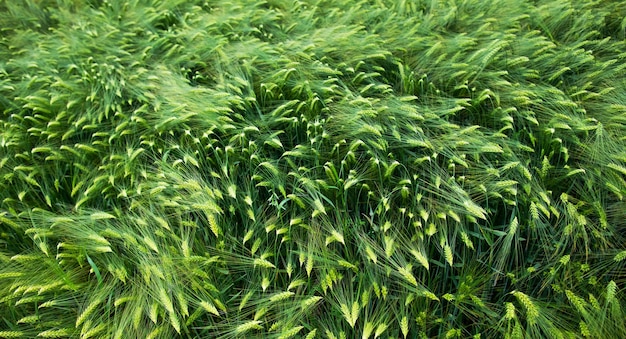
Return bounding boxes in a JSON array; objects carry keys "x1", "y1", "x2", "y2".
[{"x1": 1, "y1": 0, "x2": 625, "y2": 338}]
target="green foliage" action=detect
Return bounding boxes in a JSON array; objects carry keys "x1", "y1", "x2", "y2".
[{"x1": 1, "y1": 0, "x2": 626, "y2": 337}]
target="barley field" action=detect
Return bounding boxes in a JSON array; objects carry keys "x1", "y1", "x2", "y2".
[{"x1": 1, "y1": 0, "x2": 625, "y2": 338}]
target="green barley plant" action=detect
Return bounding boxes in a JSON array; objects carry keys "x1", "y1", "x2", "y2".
[{"x1": 1, "y1": 0, "x2": 626, "y2": 337}]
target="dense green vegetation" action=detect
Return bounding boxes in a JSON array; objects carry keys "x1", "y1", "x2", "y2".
[{"x1": 1, "y1": 0, "x2": 626, "y2": 337}]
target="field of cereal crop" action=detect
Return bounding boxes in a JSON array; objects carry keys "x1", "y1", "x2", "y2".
[{"x1": 1, "y1": 1, "x2": 626, "y2": 337}]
